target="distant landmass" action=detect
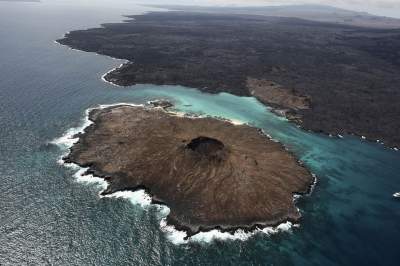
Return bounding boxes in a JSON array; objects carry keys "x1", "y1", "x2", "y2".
[
  {"x1": 58, "y1": 11, "x2": 400, "y2": 148},
  {"x1": 150, "y1": 4, "x2": 400, "y2": 29},
  {"x1": 0, "y1": 0, "x2": 40, "y2": 2}
]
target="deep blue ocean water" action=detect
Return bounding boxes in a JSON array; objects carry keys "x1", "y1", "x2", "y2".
[{"x1": 0, "y1": 1, "x2": 399, "y2": 265}]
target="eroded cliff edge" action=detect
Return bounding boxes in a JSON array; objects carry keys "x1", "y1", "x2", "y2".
[{"x1": 65, "y1": 105, "x2": 314, "y2": 236}]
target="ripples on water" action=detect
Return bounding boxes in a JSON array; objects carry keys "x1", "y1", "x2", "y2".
[{"x1": 0, "y1": 1, "x2": 399, "y2": 265}]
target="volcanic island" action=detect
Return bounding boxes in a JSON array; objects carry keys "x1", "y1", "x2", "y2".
[{"x1": 65, "y1": 104, "x2": 314, "y2": 235}]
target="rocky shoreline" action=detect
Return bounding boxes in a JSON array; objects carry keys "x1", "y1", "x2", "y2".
[
  {"x1": 64, "y1": 104, "x2": 315, "y2": 236},
  {"x1": 57, "y1": 11, "x2": 400, "y2": 149}
]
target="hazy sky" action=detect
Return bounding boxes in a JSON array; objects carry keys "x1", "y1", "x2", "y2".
[{"x1": 143, "y1": 0, "x2": 400, "y2": 18}]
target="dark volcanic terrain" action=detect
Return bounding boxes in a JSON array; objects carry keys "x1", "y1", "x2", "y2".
[
  {"x1": 58, "y1": 12, "x2": 400, "y2": 147},
  {"x1": 152, "y1": 5, "x2": 400, "y2": 29},
  {"x1": 65, "y1": 105, "x2": 314, "y2": 235}
]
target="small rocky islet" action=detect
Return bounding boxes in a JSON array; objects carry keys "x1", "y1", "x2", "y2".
[{"x1": 65, "y1": 104, "x2": 314, "y2": 235}]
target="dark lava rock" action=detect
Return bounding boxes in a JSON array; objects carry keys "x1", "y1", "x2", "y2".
[{"x1": 57, "y1": 12, "x2": 400, "y2": 148}]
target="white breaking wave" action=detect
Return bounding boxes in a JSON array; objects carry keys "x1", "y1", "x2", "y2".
[
  {"x1": 72, "y1": 167, "x2": 108, "y2": 190},
  {"x1": 101, "y1": 62, "x2": 128, "y2": 87},
  {"x1": 51, "y1": 115, "x2": 92, "y2": 149},
  {"x1": 51, "y1": 107, "x2": 94, "y2": 167},
  {"x1": 309, "y1": 174, "x2": 318, "y2": 195},
  {"x1": 160, "y1": 218, "x2": 296, "y2": 245},
  {"x1": 51, "y1": 102, "x2": 142, "y2": 170},
  {"x1": 101, "y1": 190, "x2": 152, "y2": 208},
  {"x1": 227, "y1": 118, "x2": 245, "y2": 125},
  {"x1": 51, "y1": 103, "x2": 153, "y2": 206}
]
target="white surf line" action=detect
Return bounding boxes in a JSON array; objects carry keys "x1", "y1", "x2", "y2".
[
  {"x1": 52, "y1": 10, "x2": 158, "y2": 88},
  {"x1": 51, "y1": 102, "x2": 153, "y2": 203},
  {"x1": 260, "y1": 129, "x2": 279, "y2": 143},
  {"x1": 101, "y1": 190, "x2": 153, "y2": 208},
  {"x1": 309, "y1": 174, "x2": 318, "y2": 195},
  {"x1": 160, "y1": 218, "x2": 296, "y2": 245},
  {"x1": 53, "y1": 38, "x2": 128, "y2": 87},
  {"x1": 52, "y1": 103, "x2": 304, "y2": 244},
  {"x1": 161, "y1": 106, "x2": 246, "y2": 126},
  {"x1": 100, "y1": 62, "x2": 128, "y2": 87},
  {"x1": 53, "y1": 39, "x2": 87, "y2": 53},
  {"x1": 160, "y1": 200, "x2": 312, "y2": 244},
  {"x1": 51, "y1": 102, "x2": 143, "y2": 166}
]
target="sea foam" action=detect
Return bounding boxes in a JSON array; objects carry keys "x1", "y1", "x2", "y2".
[
  {"x1": 160, "y1": 218, "x2": 295, "y2": 245},
  {"x1": 101, "y1": 62, "x2": 128, "y2": 87}
]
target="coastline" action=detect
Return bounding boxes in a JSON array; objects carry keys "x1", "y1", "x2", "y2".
[
  {"x1": 100, "y1": 62, "x2": 128, "y2": 87},
  {"x1": 55, "y1": 34, "x2": 400, "y2": 152},
  {"x1": 52, "y1": 102, "x2": 317, "y2": 244},
  {"x1": 55, "y1": 11, "x2": 400, "y2": 150},
  {"x1": 254, "y1": 94, "x2": 400, "y2": 152},
  {"x1": 50, "y1": 9, "x2": 397, "y2": 244},
  {"x1": 95, "y1": 56, "x2": 400, "y2": 152}
]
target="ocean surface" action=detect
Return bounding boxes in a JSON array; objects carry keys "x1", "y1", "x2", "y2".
[{"x1": 0, "y1": 1, "x2": 399, "y2": 265}]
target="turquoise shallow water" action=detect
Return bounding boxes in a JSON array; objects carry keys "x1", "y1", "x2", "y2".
[{"x1": 0, "y1": 1, "x2": 399, "y2": 265}]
